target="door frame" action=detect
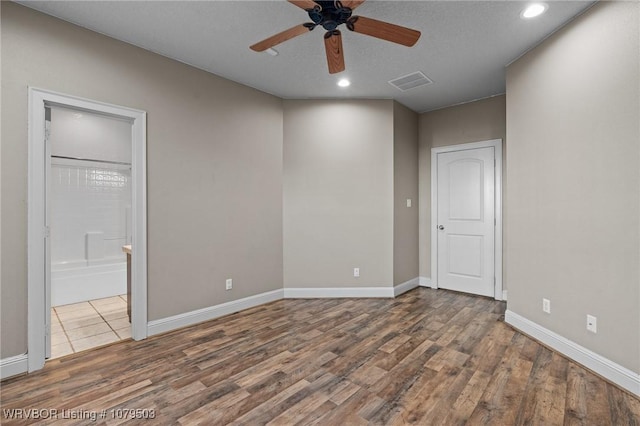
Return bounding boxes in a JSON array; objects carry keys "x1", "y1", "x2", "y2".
[
  {"x1": 27, "y1": 87, "x2": 148, "y2": 372},
  {"x1": 430, "y1": 139, "x2": 503, "y2": 300}
]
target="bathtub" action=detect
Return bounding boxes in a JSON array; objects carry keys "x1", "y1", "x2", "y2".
[{"x1": 51, "y1": 259, "x2": 126, "y2": 307}]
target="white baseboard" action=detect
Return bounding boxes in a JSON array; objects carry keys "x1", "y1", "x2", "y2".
[
  {"x1": 505, "y1": 310, "x2": 640, "y2": 397},
  {"x1": 149, "y1": 283, "x2": 422, "y2": 336},
  {"x1": 419, "y1": 276, "x2": 433, "y2": 287},
  {"x1": 284, "y1": 287, "x2": 394, "y2": 298},
  {"x1": 147, "y1": 289, "x2": 284, "y2": 337},
  {"x1": 0, "y1": 354, "x2": 28, "y2": 380},
  {"x1": 394, "y1": 277, "x2": 420, "y2": 297}
]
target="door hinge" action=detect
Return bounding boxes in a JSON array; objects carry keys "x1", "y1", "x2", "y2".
[
  {"x1": 44, "y1": 226, "x2": 50, "y2": 238},
  {"x1": 44, "y1": 119, "x2": 51, "y2": 142}
]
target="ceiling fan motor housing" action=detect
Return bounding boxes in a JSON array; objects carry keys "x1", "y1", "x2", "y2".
[{"x1": 308, "y1": 1, "x2": 353, "y2": 31}]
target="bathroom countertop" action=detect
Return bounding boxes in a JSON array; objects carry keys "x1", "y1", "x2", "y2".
[{"x1": 122, "y1": 245, "x2": 132, "y2": 255}]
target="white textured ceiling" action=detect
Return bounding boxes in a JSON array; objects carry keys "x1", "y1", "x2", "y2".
[{"x1": 17, "y1": 0, "x2": 594, "y2": 112}]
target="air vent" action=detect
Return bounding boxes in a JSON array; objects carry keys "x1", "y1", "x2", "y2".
[{"x1": 388, "y1": 71, "x2": 433, "y2": 91}]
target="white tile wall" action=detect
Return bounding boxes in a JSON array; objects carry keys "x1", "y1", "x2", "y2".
[{"x1": 51, "y1": 158, "x2": 131, "y2": 266}]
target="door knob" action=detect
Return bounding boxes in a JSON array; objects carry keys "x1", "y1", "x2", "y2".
[{"x1": 438, "y1": 225, "x2": 444, "y2": 230}]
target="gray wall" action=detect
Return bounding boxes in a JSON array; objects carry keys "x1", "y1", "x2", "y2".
[
  {"x1": 1, "y1": 3, "x2": 284, "y2": 358},
  {"x1": 50, "y1": 107, "x2": 132, "y2": 163},
  {"x1": 418, "y1": 95, "x2": 506, "y2": 281},
  {"x1": 506, "y1": 1, "x2": 639, "y2": 372},
  {"x1": 283, "y1": 100, "x2": 395, "y2": 288},
  {"x1": 393, "y1": 102, "x2": 419, "y2": 286}
]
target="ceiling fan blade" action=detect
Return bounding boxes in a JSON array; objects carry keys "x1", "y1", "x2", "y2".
[
  {"x1": 348, "y1": 15, "x2": 421, "y2": 47},
  {"x1": 324, "y1": 30, "x2": 345, "y2": 74},
  {"x1": 250, "y1": 24, "x2": 312, "y2": 52},
  {"x1": 288, "y1": 0, "x2": 320, "y2": 11},
  {"x1": 341, "y1": 0, "x2": 366, "y2": 10}
]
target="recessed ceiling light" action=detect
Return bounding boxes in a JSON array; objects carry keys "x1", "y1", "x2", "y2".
[
  {"x1": 265, "y1": 48, "x2": 278, "y2": 56},
  {"x1": 337, "y1": 79, "x2": 350, "y2": 88},
  {"x1": 521, "y1": 3, "x2": 548, "y2": 19}
]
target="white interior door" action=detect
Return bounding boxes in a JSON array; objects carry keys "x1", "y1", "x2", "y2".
[
  {"x1": 436, "y1": 147, "x2": 495, "y2": 297},
  {"x1": 44, "y1": 108, "x2": 52, "y2": 358}
]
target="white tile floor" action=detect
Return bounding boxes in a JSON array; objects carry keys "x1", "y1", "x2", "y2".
[{"x1": 51, "y1": 295, "x2": 130, "y2": 359}]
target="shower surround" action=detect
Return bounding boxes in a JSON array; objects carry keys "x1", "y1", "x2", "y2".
[{"x1": 51, "y1": 158, "x2": 131, "y2": 306}]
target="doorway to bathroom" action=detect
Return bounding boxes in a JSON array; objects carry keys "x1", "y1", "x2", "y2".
[
  {"x1": 28, "y1": 88, "x2": 147, "y2": 373},
  {"x1": 48, "y1": 105, "x2": 133, "y2": 358}
]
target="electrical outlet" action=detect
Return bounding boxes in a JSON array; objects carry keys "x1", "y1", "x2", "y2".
[
  {"x1": 406, "y1": 199, "x2": 412, "y2": 208},
  {"x1": 542, "y1": 298, "x2": 551, "y2": 314},
  {"x1": 587, "y1": 315, "x2": 597, "y2": 333},
  {"x1": 225, "y1": 278, "x2": 232, "y2": 290},
  {"x1": 353, "y1": 268, "x2": 360, "y2": 277}
]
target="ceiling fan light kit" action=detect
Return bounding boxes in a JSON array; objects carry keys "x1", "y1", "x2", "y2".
[{"x1": 250, "y1": 0, "x2": 421, "y2": 74}]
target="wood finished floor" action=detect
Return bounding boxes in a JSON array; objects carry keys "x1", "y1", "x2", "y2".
[{"x1": 1, "y1": 288, "x2": 639, "y2": 425}]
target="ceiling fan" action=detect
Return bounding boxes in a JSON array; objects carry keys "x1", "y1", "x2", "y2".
[{"x1": 250, "y1": 0, "x2": 421, "y2": 74}]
